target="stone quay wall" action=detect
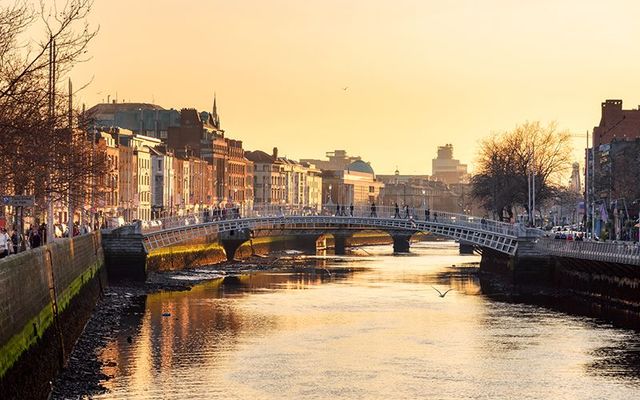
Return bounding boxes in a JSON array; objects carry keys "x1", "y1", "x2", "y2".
[{"x1": 0, "y1": 232, "x2": 105, "y2": 399}]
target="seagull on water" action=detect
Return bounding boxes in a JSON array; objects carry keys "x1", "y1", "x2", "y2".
[{"x1": 431, "y1": 286, "x2": 453, "y2": 298}]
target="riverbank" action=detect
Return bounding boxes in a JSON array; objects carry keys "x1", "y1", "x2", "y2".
[
  {"x1": 49, "y1": 250, "x2": 359, "y2": 399},
  {"x1": 49, "y1": 244, "x2": 640, "y2": 400}
]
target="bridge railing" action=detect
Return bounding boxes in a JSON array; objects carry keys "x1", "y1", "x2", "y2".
[
  {"x1": 140, "y1": 204, "x2": 532, "y2": 237},
  {"x1": 536, "y1": 237, "x2": 640, "y2": 265}
]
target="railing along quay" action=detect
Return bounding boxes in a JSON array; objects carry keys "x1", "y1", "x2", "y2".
[{"x1": 536, "y1": 237, "x2": 640, "y2": 266}]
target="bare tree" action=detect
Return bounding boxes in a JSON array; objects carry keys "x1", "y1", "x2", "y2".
[
  {"x1": 0, "y1": 0, "x2": 102, "y2": 232},
  {"x1": 471, "y1": 122, "x2": 573, "y2": 222}
]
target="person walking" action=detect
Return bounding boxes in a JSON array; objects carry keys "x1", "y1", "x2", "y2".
[
  {"x1": 394, "y1": 203, "x2": 400, "y2": 218},
  {"x1": 29, "y1": 226, "x2": 41, "y2": 248},
  {"x1": 349, "y1": 203, "x2": 354, "y2": 217},
  {"x1": 370, "y1": 202, "x2": 377, "y2": 217},
  {"x1": 404, "y1": 205, "x2": 410, "y2": 219},
  {"x1": 10, "y1": 229, "x2": 18, "y2": 254},
  {"x1": 426, "y1": 208, "x2": 430, "y2": 221},
  {"x1": 0, "y1": 228, "x2": 10, "y2": 258},
  {"x1": 433, "y1": 212, "x2": 438, "y2": 222}
]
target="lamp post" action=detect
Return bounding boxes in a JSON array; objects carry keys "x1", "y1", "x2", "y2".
[{"x1": 422, "y1": 189, "x2": 426, "y2": 208}]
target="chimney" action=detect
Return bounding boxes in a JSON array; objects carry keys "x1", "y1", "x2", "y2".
[{"x1": 273, "y1": 147, "x2": 278, "y2": 159}]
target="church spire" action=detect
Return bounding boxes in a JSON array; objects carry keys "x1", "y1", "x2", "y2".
[{"x1": 212, "y1": 93, "x2": 220, "y2": 129}]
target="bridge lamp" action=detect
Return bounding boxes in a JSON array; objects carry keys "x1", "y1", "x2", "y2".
[{"x1": 422, "y1": 190, "x2": 426, "y2": 208}]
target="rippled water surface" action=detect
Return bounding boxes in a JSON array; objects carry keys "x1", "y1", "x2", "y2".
[{"x1": 96, "y1": 242, "x2": 640, "y2": 399}]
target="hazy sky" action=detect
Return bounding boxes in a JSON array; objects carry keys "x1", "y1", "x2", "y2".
[{"x1": 69, "y1": 0, "x2": 640, "y2": 175}]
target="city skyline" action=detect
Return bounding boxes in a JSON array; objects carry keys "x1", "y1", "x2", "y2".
[{"x1": 65, "y1": 0, "x2": 640, "y2": 174}]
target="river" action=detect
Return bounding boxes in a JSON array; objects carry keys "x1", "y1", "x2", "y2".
[{"x1": 93, "y1": 241, "x2": 640, "y2": 399}]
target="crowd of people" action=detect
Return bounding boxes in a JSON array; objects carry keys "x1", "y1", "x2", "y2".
[
  {"x1": 203, "y1": 205, "x2": 242, "y2": 222},
  {"x1": 0, "y1": 221, "x2": 94, "y2": 259},
  {"x1": 0, "y1": 223, "x2": 46, "y2": 258}
]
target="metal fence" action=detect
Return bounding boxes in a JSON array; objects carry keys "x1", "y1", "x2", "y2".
[{"x1": 536, "y1": 237, "x2": 640, "y2": 266}]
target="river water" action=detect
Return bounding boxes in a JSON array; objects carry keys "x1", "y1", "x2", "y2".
[{"x1": 94, "y1": 242, "x2": 640, "y2": 399}]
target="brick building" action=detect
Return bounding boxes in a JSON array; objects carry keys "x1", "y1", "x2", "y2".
[{"x1": 593, "y1": 99, "x2": 640, "y2": 148}]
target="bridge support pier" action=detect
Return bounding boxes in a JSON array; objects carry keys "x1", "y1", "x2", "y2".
[
  {"x1": 292, "y1": 235, "x2": 321, "y2": 253},
  {"x1": 333, "y1": 233, "x2": 351, "y2": 255},
  {"x1": 391, "y1": 232, "x2": 412, "y2": 253},
  {"x1": 102, "y1": 222, "x2": 148, "y2": 282},
  {"x1": 459, "y1": 241, "x2": 474, "y2": 254},
  {"x1": 219, "y1": 228, "x2": 252, "y2": 261}
]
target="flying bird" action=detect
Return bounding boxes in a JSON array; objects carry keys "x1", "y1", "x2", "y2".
[
  {"x1": 431, "y1": 286, "x2": 453, "y2": 298},
  {"x1": 342, "y1": 87, "x2": 348, "y2": 91}
]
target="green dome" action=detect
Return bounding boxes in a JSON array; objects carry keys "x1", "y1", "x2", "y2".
[{"x1": 348, "y1": 160, "x2": 374, "y2": 174}]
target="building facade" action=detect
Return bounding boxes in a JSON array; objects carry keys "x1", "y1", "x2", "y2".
[
  {"x1": 87, "y1": 102, "x2": 180, "y2": 140},
  {"x1": 322, "y1": 160, "x2": 384, "y2": 206},
  {"x1": 431, "y1": 144, "x2": 468, "y2": 185},
  {"x1": 593, "y1": 99, "x2": 640, "y2": 148},
  {"x1": 246, "y1": 148, "x2": 322, "y2": 211},
  {"x1": 150, "y1": 146, "x2": 175, "y2": 218}
]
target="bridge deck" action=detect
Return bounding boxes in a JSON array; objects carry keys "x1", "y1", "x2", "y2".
[{"x1": 140, "y1": 207, "x2": 536, "y2": 256}]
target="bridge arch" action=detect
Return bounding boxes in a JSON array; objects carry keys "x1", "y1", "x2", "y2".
[{"x1": 142, "y1": 214, "x2": 523, "y2": 257}]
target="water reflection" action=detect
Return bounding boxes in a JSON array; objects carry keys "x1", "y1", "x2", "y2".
[{"x1": 96, "y1": 242, "x2": 640, "y2": 399}]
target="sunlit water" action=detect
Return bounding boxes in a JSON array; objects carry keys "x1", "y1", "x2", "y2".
[{"x1": 95, "y1": 242, "x2": 640, "y2": 399}]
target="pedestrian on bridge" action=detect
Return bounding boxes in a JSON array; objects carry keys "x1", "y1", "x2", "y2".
[
  {"x1": 394, "y1": 203, "x2": 400, "y2": 218},
  {"x1": 349, "y1": 203, "x2": 354, "y2": 217},
  {"x1": 426, "y1": 208, "x2": 430, "y2": 221},
  {"x1": 336, "y1": 203, "x2": 341, "y2": 216},
  {"x1": 433, "y1": 212, "x2": 438, "y2": 222},
  {"x1": 370, "y1": 202, "x2": 377, "y2": 217},
  {"x1": 404, "y1": 205, "x2": 410, "y2": 219}
]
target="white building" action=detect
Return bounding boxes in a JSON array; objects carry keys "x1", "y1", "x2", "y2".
[
  {"x1": 150, "y1": 147, "x2": 175, "y2": 218},
  {"x1": 245, "y1": 148, "x2": 323, "y2": 210},
  {"x1": 120, "y1": 133, "x2": 161, "y2": 221}
]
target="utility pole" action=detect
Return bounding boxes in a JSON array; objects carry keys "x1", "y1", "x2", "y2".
[
  {"x1": 532, "y1": 142, "x2": 536, "y2": 227},
  {"x1": 46, "y1": 37, "x2": 56, "y2": 244},
  {"x1": 591, "y1": 142, "x2": 596, "y2": 239},
  {"x1": 584, "y1": 130, "x2": 589, "y2": 235},
  {"x1": 67, "y1": 79, "x2": 74, "y2": 238}
]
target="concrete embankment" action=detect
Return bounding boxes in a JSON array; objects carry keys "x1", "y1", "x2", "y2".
[
  {"x1": 480, "y1": 246, "x2": 640, "y2": 328},
  {"x1": 0, "y1": 232, "x2": 105, "y2": 400}
]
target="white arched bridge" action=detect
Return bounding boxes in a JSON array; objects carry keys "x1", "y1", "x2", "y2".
[{"x1": 138, "y1": 205, "x2": 543, "y2": 257}]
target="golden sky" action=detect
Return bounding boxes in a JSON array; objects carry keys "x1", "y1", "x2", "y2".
[{"x1": 71, "y1": 0, "x2": 640, "y2": 175}]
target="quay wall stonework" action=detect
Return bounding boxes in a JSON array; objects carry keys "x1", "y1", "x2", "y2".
[{"x1": 0, "y1": 232, "x2": 105, "y2": 400}]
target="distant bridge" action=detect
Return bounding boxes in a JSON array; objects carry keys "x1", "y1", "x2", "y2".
[{"x1": 139, "y1": 205, "x2": 543, "y2": 257}]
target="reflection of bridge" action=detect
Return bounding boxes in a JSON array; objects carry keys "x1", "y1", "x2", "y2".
[{"x1": 140, "y1": 206, "x2": 542, "y2": 258}]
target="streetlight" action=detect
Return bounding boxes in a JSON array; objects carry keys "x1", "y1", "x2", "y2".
[{"x1": 422, "y1": 189, "x2": 426, "y2": 208}]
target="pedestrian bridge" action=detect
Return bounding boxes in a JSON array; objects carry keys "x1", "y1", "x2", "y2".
[{"x1": 140, "y1": 206, "x2": 543, "y2": 257}]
